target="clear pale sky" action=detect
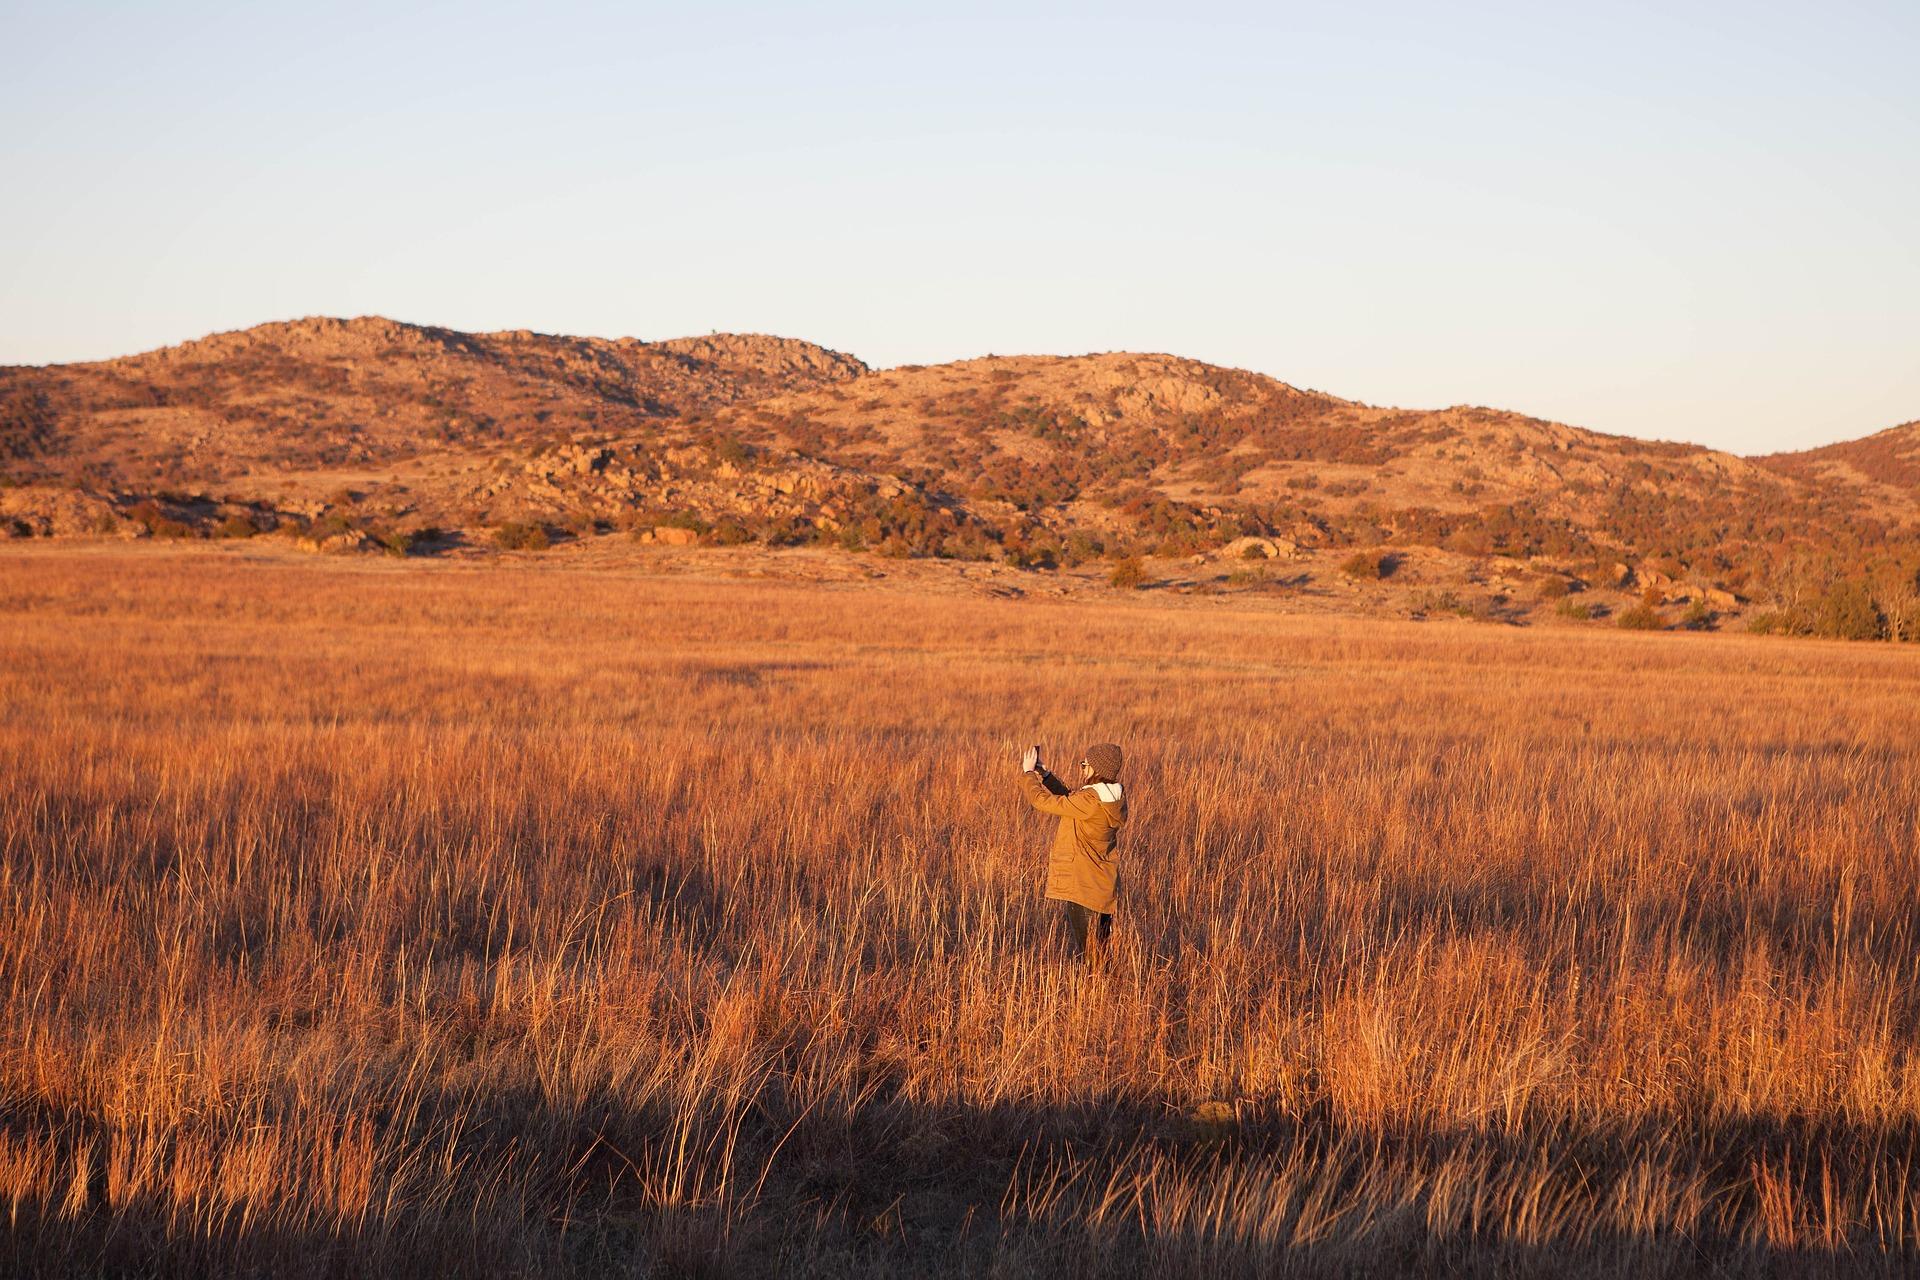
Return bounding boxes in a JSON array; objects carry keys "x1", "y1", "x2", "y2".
[{"x1": 2, "y1": 2, "x2": 1915, "y2": 452}]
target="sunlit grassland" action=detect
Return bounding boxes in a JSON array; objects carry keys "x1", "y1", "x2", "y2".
[{"x1": 3, "y1": 545, "x2": 1919, "y2": 1277}]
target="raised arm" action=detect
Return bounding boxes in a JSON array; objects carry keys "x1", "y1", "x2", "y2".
[{"x1": 1017, "y1": 767, "x2": 1100, "y2": 818}]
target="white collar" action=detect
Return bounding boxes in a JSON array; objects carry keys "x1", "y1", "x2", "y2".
[{"x1": 1089, "y1": 781, "x2": 1123, "y2": 802}]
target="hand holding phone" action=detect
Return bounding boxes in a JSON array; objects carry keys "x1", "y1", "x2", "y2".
[{"x1": 1021, "y1": 745, "x2": 1040, "y2": 772}]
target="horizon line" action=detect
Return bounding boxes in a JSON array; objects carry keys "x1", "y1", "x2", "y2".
[{"x1": 5, "y1": 311, "x2": 1911, "y2": 461}]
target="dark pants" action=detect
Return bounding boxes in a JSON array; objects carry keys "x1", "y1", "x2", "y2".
[{"x1": 1061, "y1": 901, "x2": 1113, "y2": 960}]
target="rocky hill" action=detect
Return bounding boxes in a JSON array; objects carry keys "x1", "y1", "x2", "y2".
[
  {"x1": 2, "y1": 317, "x2": 1916, "y2": 638},
  {"x1": 695, "y1": 352, "x2": 1919, "y2": 614},
  {"x1": 0, "y1": 316, "x2": 867, "y2": 484},
  {"x1": 1762, "y1": 421, "x2": 1920, "y2": 503}
]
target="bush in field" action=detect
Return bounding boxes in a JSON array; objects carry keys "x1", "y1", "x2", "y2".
[
  {"x1": 1006, "y1": 542, "x2": 1057, "y2": 570},
  {"x1": 492, "y1": 522, "x2": 550, "y2": 552},
  {"x1": 1063, "y1": 530, "x2": 1104, "y2": 567},
  {"x1": 1617, "y1": 602, "x2": 1662, "y2": 630},
  {"x1": 1535, "y1": 575, "x2": 1570, "y2": 600},
  {"x1": 828, "y1": 490, "x2": 1000, "y2": 561},
  {"x1": 1815, "y1": 579, "x2": 1885, "y2": 640},
  {"x1": 1680, "y1": 598, "x2": 1713, "y2": 630},
  {"x1": 707, "y1": 435, "x2": 751, "y2": 467},
  {"x1": 1110, "y1": 556, "x2": 1149, "y2": 589},
  {"x1": 1341, "y1": 552, "x2": 1384, "y2": 579},
  {"x1": 1414, "y1": 589, "x2": 1469, "y2": 617},
  {"x1": 1443, "y1": 526, "x2": 1493, "y2": 556},
  {"x1": 1467, "y1": 594, "x2": 1507, "y2": 623},
  {"x1": 214, "y1": 515, "x2": 259, "y2": 539},
  {"x1": 754, "y1": 516, "x2": 816, "y2": 548},
  {"x1": 1555, "y1": 597, "x2": 1594, "y2": 621},
  {"x1": 309, "y1": 511, "x2": 355, "y2": 540},
  {"x1": 129, "y1": 499, "x2": 196, "y2": 539}
]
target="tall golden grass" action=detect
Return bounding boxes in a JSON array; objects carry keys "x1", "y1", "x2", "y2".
[{"x1": 3, "y1": 546, "x2": 1919, "y2": 1277}]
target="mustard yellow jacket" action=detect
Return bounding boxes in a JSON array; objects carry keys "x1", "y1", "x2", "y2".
[{"x1": 1017, "y1": 767, "x2": 1128, "y2": 914}]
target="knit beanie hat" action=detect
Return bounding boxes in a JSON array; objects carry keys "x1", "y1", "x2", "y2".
[{"x1": 1084, "y1": 742, "x2": 1124, "y2": 782}]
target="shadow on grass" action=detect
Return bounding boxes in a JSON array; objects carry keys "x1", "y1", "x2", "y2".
[
  {"x1": 1300, "y1": 857, "x2": 1917, "y2": 990},
  {"x1": 8, "y1": 1078, "x2": 1920, "y2": 1279}
]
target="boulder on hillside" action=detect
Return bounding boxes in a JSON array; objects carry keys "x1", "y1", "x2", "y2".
[
  {"x1": 1634, "y1": 563, "x2": 1677, "y2": 593},
  {"x1": 559, "y1": 445, "x2": 611, "y2": 476},
  {"x1": 0, "y1": 485, "x2": 119, "y2": 537},
  {"x1": 1221, "y1": 536, "x2": 1283, "y2": 560},
  {"x1": 301, "y1": 528, "x2": 372, "y2": 554}
]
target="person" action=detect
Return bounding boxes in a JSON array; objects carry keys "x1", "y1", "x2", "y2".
[{"x1": 1016, "y1": 741, "x2": 1128, "y2": 962}]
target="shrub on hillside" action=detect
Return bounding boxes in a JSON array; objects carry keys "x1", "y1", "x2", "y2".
[
  {"x1": 1617, "y1": 602, "x2": 1662, "y2": 631},
  {"x1": 1110, "y1": 557, "x2": 1149, "y2": 589},
  {"x1": 707, "y1": 435, "x2": 751, "y2": 467},
  {"x1": 1226, "y1": 563, "x2": 1268, "y2": 588},
  {"x1": 492, "y1": 522, "x2": 550, "y2": 552},
  {"x1": 1555, "y1": 597, "x2": 1593, "y2": 621},
  {"x1": 646, "y1": 510, "x2": 708, "y2": 532},
  {"x1": 1340, "y1": 552, "x2": 1384, "y2": 580},
  {"x1": 129, "y1": 500, "x2": 196, "y2": 539},
  {"x1": 1062, "y1": 530, "x2": 1104, "y2": 567},
  {"x1": 1413, "y1": 589, "x2": 1469, "y2": 617},
  {"x1": 310, "y1": 511, "x2": 355, "y2": 540},
  {"x1": 1814, "y1": 579, "x2": 1885, "y2": 640},
  {"x1": 214, "y1": 515, "x2": 259, "y2": 539},
  {"x1": 1006, "y1": 543, "x2": 1058, "y2": 570},
  {"x1": 1443, "y1": 526, "x2": 1494, "y2": 557},
  {"x1": 754, "y1": 516, "x2": 816, "y2": 548}
]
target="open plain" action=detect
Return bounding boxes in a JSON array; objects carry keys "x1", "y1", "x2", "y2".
[{"x1": 4, "y1": 543, "x2": 1920, "y2": 1277}]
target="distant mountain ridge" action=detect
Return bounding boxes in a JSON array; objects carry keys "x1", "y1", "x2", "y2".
[
  {"x1": 0, "y1": 315, "x2": 868, "y2": 479},
  {"x1": 1764, "y1": 420, "x2": 1920, "y2": 494},
  {"x1": 2, "y1": 316, "x2": 1916, "y2": 635}
]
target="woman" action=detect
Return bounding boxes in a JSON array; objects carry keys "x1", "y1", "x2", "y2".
[{"x1": 1016, "y1": 741, "x2": 1128, "y2": 961}]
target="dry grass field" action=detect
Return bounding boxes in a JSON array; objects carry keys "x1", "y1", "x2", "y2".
[{"x1": 4, "y1": 545, "x2": 1920, "y2": 1278}]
